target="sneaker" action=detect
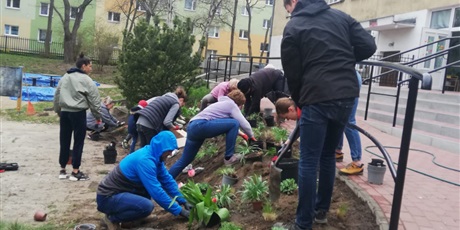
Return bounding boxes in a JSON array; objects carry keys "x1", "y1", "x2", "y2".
[
  {"x1": 335, "y1": 152, "x2": 344, "y2": 162},
  {"x1": 121, "y1": 140, "x2": 129, "y2": 149},
  {"x1": 101, "y1": 216, "x2": 120, "y2": 230},
  {"x1": 224, "y1": 154, "x2": 242, "y2": 166},
  {"x1": 314, "y1": 210, "x2": 328, "y2": 224},
  {"x1": 69, "y1": 171, "x2": 90, "y2": 181},
  {"x1": 182, "y1": 164, "x2": 193, "y2": 174},
  {"x1": 339, "y1": 163, "x2": 364, "y2": 175},
  {"x1": 59, "y1": 169, "x2": 68, "y2": 179},
  {"x1": 272, "y1": 222, "x2": 304, "y2": 230}
]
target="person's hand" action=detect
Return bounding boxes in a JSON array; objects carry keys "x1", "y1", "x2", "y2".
[
  {"x1": 239, "y1": 133, "x2": 248, "y2": 141},
  {"x1": 179, "y1": 208, "x2": 190, "y2": 218},
  {"x1": 183, "y1": 202, "x2": 193, "y2": 211},
  {"x1": 250, "y1": 137, "x2": 257, "y2": 142},
  {"x1": 174, "y1": 125, "x2": 180, "y2": 130},
  {"x1": 117, "y1": 121, "x2": 125, "y2": 126}
]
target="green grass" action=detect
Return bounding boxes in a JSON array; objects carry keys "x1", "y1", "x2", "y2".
[
  {"x1": 99, "y1": 87, "x2": 124, "y2": 101},
  {"x1": 0, "y1": 221, "x2": 60, "y2": 230},
  {"x1": 1, "y1": 53, "x2": 119, "y2": 85},
  {"x1": 2, "y1": 102, "x2": 59, "y2": 124}
]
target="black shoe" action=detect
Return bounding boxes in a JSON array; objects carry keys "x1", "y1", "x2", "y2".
[
  {"x1": 69, "y1": 171, "x2": 90, "y2": 181},
  {"x1": 314, "y1": 210, "x2": 328, "y2": 224}
]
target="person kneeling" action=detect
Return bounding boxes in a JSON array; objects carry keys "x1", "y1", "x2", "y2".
[
  {"x1": 96, "y1": 131, "x2": 191, "y2": 230},
  {"x1": 87, "y1": 96, "x2": 124, "y2": 140}
]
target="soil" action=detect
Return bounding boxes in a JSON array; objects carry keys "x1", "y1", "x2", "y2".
[{"x1": 0, "y1": 110, "x2": 378, "y2": 230}]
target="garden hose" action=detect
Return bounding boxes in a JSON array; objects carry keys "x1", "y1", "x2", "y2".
[{"x1": 364, "y1": 146, "x2": 460, "y2": 187}]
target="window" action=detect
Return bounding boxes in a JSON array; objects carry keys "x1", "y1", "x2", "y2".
[
  {"x1": 430, "y1": 9, "x2": 451, "y2": 29},
  {"x1": 184, "y1": 0, "x2": 196, "y2": 11},
  {"x1": 453, "y1": 7, "x2": 460, "y2": 27},
  {"x1": 205, "y1": 50, "x2": 217, "y2": 59},
  {"x1": 260, "y1": 43, "x2": 269, "y2": 52},
  {"x1": 137, "y1": 2, "x2": 146, "y2": 11},
  {"x1": 4, "y1": 25, "x2": 19, "y2": 36},
  {"x1": 263, "y1": 19, "x2": 271, "y2": 29},
  {"x1": 325, "y1": 0, "x2": 341, "y2": 4},
  {"x1": 208, "y1": 26, "x2": 219, "y2": 38},
  {"x1": 6, "y1": 0, "x2": 20, "y2": 9},
  {"x1": 40, "y1": 2, "x2": 49, "y2": 16},
  {"x1": 265, "y1": 0, "x2": 273, "y2": 6},
  {"x1": 237, "y1": 53, "x2": 248, "y2": 61},
  {"x1": 70, "y1": 6, "x2": 78, "y2": 19},
  {"x1": 215, "y1": 6, "x2": 222, "y2": 15},
  {"x1": 38, "y1": 29, "x2": 51, "y2": 42},
  {"x1": 108, "y1": 12, "x2": 121, "y2": 22},
  {"x1": 239, "y1": 30, "x2": 248, "y2": 39},
  {"x1": 241, "y1": 6, "x2": 249, "y2": 16}
]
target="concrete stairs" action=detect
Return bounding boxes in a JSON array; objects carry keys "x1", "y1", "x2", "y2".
[{"x1": 357, "y1": 85, "x2": 460, "y2": 154}]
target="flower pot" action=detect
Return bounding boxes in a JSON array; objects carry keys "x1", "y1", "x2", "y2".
[
  {"x1": 368, "y1": 159, "x2": 386, "y2": 185},
  {"x1": 34, "y1": 211, "x2": 47, "y2": 221},
  {"x1": 244, "y1": 152, "x2": 263, "y2": 163},
  {"x1": 266, "y1": 141, "x2": 276, "y2": 149},
  {"x1": 278, "y1": 158, "x2": 299, "y2": 183},
  {"x1": 264, "y1": 115, "x2": 275, "y2": 127},
  {"x1": 249, "y1": 140, "x2": 264, "y2": 149},
  {"x1": 74, "y1": 224, "x2": 96, "y2": 230},
  {"x1": 263, "y1": 108, "x2": 274, "y2": 117},
  {"x1": 275, "y1": 145, "x2": 292, "y2": 158},
  {"x1": 103, "y1": 149, "x2": 117, "y2": 164},
  {"x1": 248, "y1": 119, "x2": 257, "y2": 128},
  {"x1": 222, "y1": 174, "x2": 238, "y2": 186},
  {"x1": 252, "y1": 201, "x2": 263, "y2": 211}
]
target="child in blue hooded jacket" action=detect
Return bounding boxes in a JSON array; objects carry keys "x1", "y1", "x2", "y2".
[{"x1": 96, "y1": 131, "x2": 191, "y2": 229}]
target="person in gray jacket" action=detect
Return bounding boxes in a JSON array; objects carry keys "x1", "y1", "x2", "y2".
[
  {"x1": 54, "y1": 53, "x2": 102, "y2": 181},
  {"x1": 136, "y1": 87, "x2": 187, "y2": 147},
  {"x1": 86, "y1": 96, "x2": 124, "y2": 140}
]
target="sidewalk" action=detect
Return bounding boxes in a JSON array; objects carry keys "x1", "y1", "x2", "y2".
[{"x1": 338, "y1": 117, "x2": 460, "y2": 230}]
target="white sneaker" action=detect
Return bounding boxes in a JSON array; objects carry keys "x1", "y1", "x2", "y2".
[
  {"x1": 59, "y1": 170, "x2": 68, "y2": 179},
  {"x1": 182, "y1": 164, "x2": 193, "y2": 174}
]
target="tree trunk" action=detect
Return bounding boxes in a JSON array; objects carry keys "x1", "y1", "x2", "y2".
[
  {"x1": 44, "y1": 0, "x2": 54, "y2": 57},
  {"x1": 247, "y1": 5, "x2": 252, "y2": 58},
  {"x1": 259, "y1": 17, "x2": 270, "y2": 63},
  {"x1": 229, "y1": 0, "x2": 238, "y2": 57}
]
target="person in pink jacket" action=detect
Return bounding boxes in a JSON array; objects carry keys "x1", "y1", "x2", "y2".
[{"x1": 200, "y1": 78, "x2": 239, "y2": 111}]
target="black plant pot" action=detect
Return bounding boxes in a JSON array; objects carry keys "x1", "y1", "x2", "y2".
[
  {"x1": 264, "y1": 116, "x2": 275, "y2": 127},
  {"x1": 248, "y1": 119, "x2": 257, "y2": 128},
  {"x1": 266, "y1": 142, "x2": 276, "y2": 149},
  {"x1": 275, "y1": 145, "x2": 292, "y2": 158},
  {"x1": 278, "y1": 158, "x2": 299, "y2": 183},
  {"x1": 249, "y1": 140, "x2": 264, "y2": 149}
]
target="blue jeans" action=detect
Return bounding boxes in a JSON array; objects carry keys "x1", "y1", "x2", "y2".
[
  {"x1": 168, "y1": 119, "x2": 239, "y2": 178},
  {"x1": 296, "y1": 98, "x2": 354, "y2": 229},
  {"x1": 96, "y1": 193, "x2": 154, "y2": 222},
  {"x1": 336, "y1": 97, "x2": 362, "y2": 162}
]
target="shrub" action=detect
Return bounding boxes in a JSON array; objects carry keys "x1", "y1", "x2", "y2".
[
  {"x1": 187, "y1": 85, "x2": 210, "y2": 107},
  {"x1": 280, "y1": 178, "x2": 298, "y2": 195}
]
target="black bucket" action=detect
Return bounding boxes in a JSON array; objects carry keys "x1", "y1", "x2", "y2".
[
  {"x1": 103, "y1": 149, "x2": 117, "y2": 164},
  {"x1": 264, "y1": 116, "x2": 275, "y2": 127},
  {"x1": 278, "y1": 158, "x2": 299, "y2": 183}
]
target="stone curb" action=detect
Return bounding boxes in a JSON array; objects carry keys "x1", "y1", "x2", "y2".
[{"x1": 336, "y1": 172, "x2": 390, "y2": 230}]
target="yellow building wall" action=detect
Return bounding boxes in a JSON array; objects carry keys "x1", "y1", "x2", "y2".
[
  {"x1": 207, "y1": 31, "x2": 268, "y2": 57},
  {"x1": 1, "y1": 17, "x2": 31, "y2": 38}
]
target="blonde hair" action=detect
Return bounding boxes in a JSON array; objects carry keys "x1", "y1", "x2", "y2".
[
  {"x1": 104, "y1": 96, "x2": 114, "y2": 105},
  {"x1": 227, "y1": 89, "x2": 246, "y2": 106},
  {"x1": 275, "y1": 97, "x2": 295, "y2": 115},
  {"x1": 228, "y1": 78, "x2": 240, "y2": 91}
]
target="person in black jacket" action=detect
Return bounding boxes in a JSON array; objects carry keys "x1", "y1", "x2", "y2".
[
  {"x1": 136, "y1": 87, "x2": 186, "y2": 147},
  {"x1": 280, "y1": 0, "x2": 376, "y2": 229},
  {"x1": 237, "y1": 64, "x2": 289, "y2": 116}
]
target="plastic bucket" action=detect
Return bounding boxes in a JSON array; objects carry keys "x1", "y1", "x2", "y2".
[
  {"x1": 367, "y1": 164, "x2": 386, "y2": 185},
  {"x1": 264, "y1": 116, "x2": 275, "y2": 127},
  {"x1": 222, "y1": 174, "x2": 238, "y2": 186},
  {"x1": 103, "y1": 149, "x2": 117, "y2": 164},
  {"x1": 278, "y1": 158, "x2": 299, "y2": 183}
]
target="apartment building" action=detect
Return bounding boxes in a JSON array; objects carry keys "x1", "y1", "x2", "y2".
[{"x1": 269, "y1": 0, "x2": 460, "y2": 91}]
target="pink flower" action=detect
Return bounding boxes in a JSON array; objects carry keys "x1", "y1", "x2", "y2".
[
  {"x1": 177, "y1": 182, "x2": 184, "y2": 189},
  {"x1": 188, "y1": 169, "x2": 196, "y2": 177},
  {"x1": 212, "y1": 197, "x2": 217, "y2": 203}
]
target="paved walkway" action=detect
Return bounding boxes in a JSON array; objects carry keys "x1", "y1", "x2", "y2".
[{"x1": 260, "y1": 98, "x2": 460, "y2": 230}]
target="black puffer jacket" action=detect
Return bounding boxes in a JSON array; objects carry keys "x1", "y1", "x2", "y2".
[{"x1": 281, "y1": 0, "x2": 376, "y2": 106}]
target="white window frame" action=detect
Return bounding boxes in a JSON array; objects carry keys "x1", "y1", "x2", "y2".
[
  {"x1": 38, "y1": 29, "x2": 51, "y2": 42},
  {"x1": 260, "y1": 43, "x2": 269, "y2": 52},
  {"x1": 108, "y1": 11, "x2": 121, "y2": 23},
  {"x1": 325, "y1": 0, "x2": 341, "y2": 5},
  {"x1": 265, "y1": 0, "x2": 273, "y2": 6},
  {"x1": 70, "y1": 6, "x2": 78, "y2": 20},
  {"x1": 137, "y1": 2, "x2": 146, "y2": 11},
  {"x1": 215, "y1": 6, "x2": 222, "y2": 15},
  {"x1": 39, "y1": 2, "x2": 49, "y2": 16},
  {"x1": 6, "y1": 0, "x2": 20, "y2": 9},
  {"x1": 430, "y1": 9, "x2": 453, "y2": 29},
  {"x1": 184, "y1": 0, "x2": 196, "y2": 11},
  {"x1": 241, "y1": 6, "x2": 250, "y2": 16},
  {"x1": 4, "y1": 24, "x2": 19, "y2": 36},
  {"x1": 208, "y1": 26, "x2": 219, "y2": 38},
  {"x1": 263, "y1": 19, "x2": 271, "y2": 29},
  {"x1": 205, "y1": 49, "x2": 217, "y2": 58},
  {"x1": 237, "y1": 53, "x2": 248, "y2": 61},
  {"x1": 239, "y1": 29, "x2": 248, "y2": 39}
]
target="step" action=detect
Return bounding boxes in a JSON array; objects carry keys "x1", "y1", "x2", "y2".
[
  {"x1": 356, "y1": 108, "x2": 460, "y2": 139},
  {"x1": 361, "y1": 85, "x2": 460, "y2": 104},
  {"x1": 357, "y1": 99, "x2": 460, "y2": 125},
  {"x1": 361, "y1": 117, "x2": 460, "y2": 154}
]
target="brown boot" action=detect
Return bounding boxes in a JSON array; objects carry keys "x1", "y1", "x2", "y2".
[{"x1": 335, "y1": 151, "x2": 344, "y2": 162}]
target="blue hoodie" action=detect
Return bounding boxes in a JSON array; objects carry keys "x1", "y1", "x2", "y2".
[{"x1": 97, "y1": 131, "x2": 185, "y2": 215}]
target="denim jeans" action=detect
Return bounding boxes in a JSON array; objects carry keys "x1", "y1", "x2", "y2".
[
  {"x1": 296, "y1": 98, "x2": 354, "y2": 229},
  {"x1": 337, "y1": 97, "x2": 362, "y2": 162},
  {"x1": 168, "y1": 119, "x2": 239, "y2": 178},
  {"x1": 96, "y1": 193, "x2": 154, "y2": 222}
]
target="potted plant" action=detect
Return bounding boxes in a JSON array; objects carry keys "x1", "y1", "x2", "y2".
[
  {"x1": 174, "y1": 181, "x2": 230, "y2": 228},
  {"x1": 246, "y1": 113, "x2": 260, "y2": 128},
  {"x1": 219, "y1": 222, "x2": 242, "y2": 230},
  {"x1": 215, "y1": 184, "x2": 234, "y2": 208},
  {"x1": 272, "y1": 127, "x2": 289, "y2": 147},
  {"x1": 262, "y1": 202, "x2": 278, "y2": 221},
  {"x1": 237, "y1": 142, "x2": 263, "y2": 163},
  {"x1": 217, "y1": 167, "x2": 238, "y2": 186},
  {"x1": 241, "y1": 174, "x2": 269, "y2": 211},
  {"x1": 280, "y1": 178, "x2": 298, "y2": 195}
]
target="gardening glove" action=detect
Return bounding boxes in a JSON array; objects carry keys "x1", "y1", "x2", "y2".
[
  {"x1": 173, "y1": 125, "x2": 180, "y2": 130},
  {"x1": 179, "y1": 208, "x2": 190, "y2": 218},
  {"x1": 250, "y1": 137, "x2": 257, "y2": 142},
  {"x1": 239, "y1": 133, "x2": 249, "y2": 141},
  {"x1": 182, "y1": 202, "x2": 193, "y2": 211}
]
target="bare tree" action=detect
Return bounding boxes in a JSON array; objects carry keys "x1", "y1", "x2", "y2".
[
  {"x1": 192, "y1": 0, "x2": 226, "y2": 57},
  {"x1": 244, "y1": 0, "x2": 260, "y2": 57},
  {"x1": 44, "y1": 0, "x2": 54, "y2": 57},
  {"x1": 53, "y1": 0, "x2": 93, "y2": 63},
  {"x1": 259, "y1": 16, "x2": 271, "y2": 63}
]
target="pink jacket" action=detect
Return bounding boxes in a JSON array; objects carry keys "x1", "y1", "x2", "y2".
[{"x1": 210, "y1": 82, "x2": 230, "y2": 99}]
